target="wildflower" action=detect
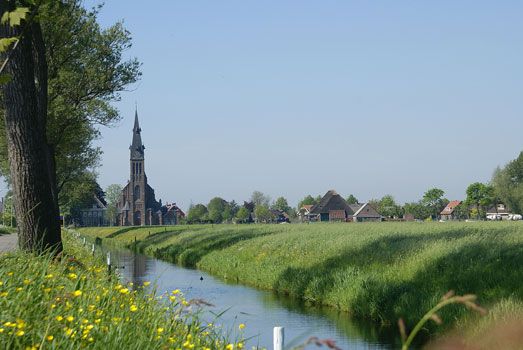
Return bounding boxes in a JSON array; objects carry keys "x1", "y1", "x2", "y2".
[
  {"x1": 73, "y1": 290, "x2": 83, "y2": 297},
  {"x1": 168, "y1": 337, "x2": 176, "y2": 343},
  {"x1": 45, "y1": 274, "x2": 54, "y2": 279},
  {"x1": 130, "y1": 305, "x2": 138, "y2": 312},
  {"x1": 88, "y1": 337, "x2": 94, "y2": 342},
  {"x1": 16, "y1": 319, "x2": 26, "y2": 329},
  {"x1": 0, "y1": 328, "x2": 4, "y2": 333},
  {"x1": 51, "y1": 304, "x2": 56, "y2": 309},
  {"x1": 169, "y1": 295, "x2": 176, "y2": 302},
  {"x1": 143, "y1": 281, "x2": 151, "y2": 286},
  {"x1": 239, "y1": 323, "x2": 245, "y2": 330},
  {"x1": 7, "y1": 272, "x2": 13, "y2": 276},
  {"x1": 64, "y1": 328, "x2": 73, "y2": 337},
  {"x1": 43, "y1": 288, "x2": 51, "y2": 293},
  {"x1": 66, "y1": 316, "x2": 74, "y2": 322},
  {"x1": 172, "y1": 289, "x2": 180, "y2": 295},
  {"x1": 25, "y1": 346, "x2": 37, "y2": 350},
  {"x1": 183, "y1": 341, "x2": 195, "y2": 349},
  {"x1": 182, "y1": 300, "x2": 189, "y2": 306},
  {"x1": 67, "y1": 273, "x2": 77, "y2": 280},
  {"x1": 114, "y1": 284, "x2": 123, "y2": 290},
  {"x1": 237, "y1": 342, "x2": 244, "y2": 349},
  {"x1": 16, "y1": 330, "x2": 25, "y2": 336},
  {"x1": 56, "y1": 316, "x2": 63, "y2": 321},
  {"x1": 226, "y1": 344, "x2": 234, "y2": 350},
  {"x1": 47, "y1": 335, "x2": 54, "y2": 341},
  {"x1": 86, "y1": 325, "x2": 94, "y2": 330},
  {"x1": 16, "y1": 287, "x2": 22, "y2": 292},
  {"x1": 23, "y1": 279, "x2": 31, "y2": 285},
  {"x1": 187, "y1": 334, "x2": 192, "y2": 341},
  {"x1": 157, "y1": 327, "x2": 164, "y2": 334},
  {"x1": 94, "y1": 319, "x2": 101, "y2": 324},
  {"x1": 0, "y1": 291, "x2": 8, "y2": 297},
  {"x1": 119, "y1": 288, "x2": 130, "y2": 295}
]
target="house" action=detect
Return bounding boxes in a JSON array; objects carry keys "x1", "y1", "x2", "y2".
[
  {"x1": 352, "y1": 203, "x2": 382, "y2": 222},
  {"x1": 297, "y1": 204, "x2": 315, "y2": 222},
  {"x1": 309, "y1": 190, "x2": 381, "y2": 222},
  {"x1": 440, "y1": 200, "x2": 462, "y2": 221},
  {"x1": 80, "y1": 194, "x2": 108, "y2": 227},
  {"x1": 158, "y1": 203, "x2": 185, "y2": 225},
  {"x1": 486, "y1": 203, "x2": 510, "y2": 220},
  {"x1": 270, "y1": 209, "x2": 290, "y2": 223}
]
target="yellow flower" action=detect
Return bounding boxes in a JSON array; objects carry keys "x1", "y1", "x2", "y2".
[
  {"x1": 168, "y1": 337, "x2": 175, "y2": 343},
  {"x1": 7, "y1": 272, "x2": 13, "y2": 276},
  {"x1": 172, "y1": 289, "x2": 180, "y2": 295},
  {"x1": 0, "y1": 291, "x2": 8, "y2": 297},
  {"x1": 25, "y1": 346, "x2": 37, "y2": 350},
  {"x1": 23, "y1": 279, "x2": 31, "y2": 285},
  {"x1": 67, "y1": 273, "x2": 77, "y2": 279},
  {"x1": 43, "y1": 288, "x2": 51, "y2": 293},
  {"x1": 94, "y1": 319, "x2": 101, "y2": 324},
  {"x1": 66, "y1": 316, "x2": 74, "y2": 322},
  {"x1": 114, "y1": 284, "x2": 123, "y2": 290},
  {"x1": 237, "y1": 342, "x2": 244, "y2": 349},
  {"x1": 226, "y1": 344, "x2": 234, "y2": 350},
  {"x1": 239, "y1": 323, "x2": 245, "y2": 330},
  {"x1": 73, "y1": 290, "x2": 82, "y2": 297},
  {"x1": 64, "y1": 328, "x2": 73, "y2": 337},
  {"x1": 187, "y1": 334, "x2": 192, "y2": 341},
  {"x1": 169, "y1": 295, "x2": 176, "y2": 302},
  {"x1": 157, "y1": 327, "x2": 164, "y2": 334},
  {"x1": 182, "y1": 300, "x2": 189, "y2": 306},
  {"x1": 119, "y1": 288, "x2": 130, "y2": 294},
  {"x1": 45, "y1": 274, "x2": 54, "y2": 279},
  {"x1": 183, "y1": 341, "x2": 195, "y2": 349},
  {"x1": 16, "y1": 287, "x2": 22, "y2": 292},
  {"x1": 16, "y1": 330, "x2": 25, "y2": 336},
  {"x1": 86, "y1": 325, "x2": 94, "y2": 330},
  {"x1": 56, "y1": 316, "x2": 63, "y2": 321},
  {"x1": 0, "y1": 328, "x2": 4, "y2": 333},
  {"x1": 143, "y1": 281, "x2": 151, "y2": 286},
  {"x1": 50, "y1": 304, "x2": 56, "y2": 309},
  {"x1": 88, "y1": 337, "x2": 94, "y2": 342},
  {"x1": 47, "y1": 335, "x2": 54, "y2": 341},
  {"x1": 130, "y1": 305, "x2": 138, "y2": 312}
]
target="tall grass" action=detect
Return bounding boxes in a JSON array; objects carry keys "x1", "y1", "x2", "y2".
[
  {"x1": 0, "y1": 231, "x2": 245, "y2": 349},
  {"x1": 80, "y1": 222, "x2": 523, "y2": 332}
]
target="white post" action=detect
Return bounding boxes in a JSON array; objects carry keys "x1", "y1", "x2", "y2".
[
  {"x1": 82, "y1": 237, "x2": 86, "y2": 246},
  {"x1": 273, "y1": 326, "x2": 284, "y2": 350},
  {"x1": 91, "y1": 244, "x2": 95, "y2": 256},
  {"x1": 106, "y1": 252, "x2": 111, "y2": 274}
]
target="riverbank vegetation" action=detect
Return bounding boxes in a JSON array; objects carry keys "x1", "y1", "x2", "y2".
[
  {"x1": 79, "y1": 222, "x2": 523, "y2": 334},
  {"x1": 0, "y1": 231, "x2": 243, "y2": 349}
]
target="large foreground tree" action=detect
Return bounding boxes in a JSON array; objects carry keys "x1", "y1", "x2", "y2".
[{"x1": 0, "y1": 2, "x2": 61, "y2": 252}]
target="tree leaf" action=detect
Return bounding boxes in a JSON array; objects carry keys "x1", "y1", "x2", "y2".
[
  {"x1": 1, "y1": 8, "x2": 30, "y2": 26},
  {"x1": 0, "y1": 38, "x2": 18, "y2": 52}
]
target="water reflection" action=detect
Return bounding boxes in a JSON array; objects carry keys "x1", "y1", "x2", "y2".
[{"x1": 100, "y1": 245, "x2": 400, "y2": 349}]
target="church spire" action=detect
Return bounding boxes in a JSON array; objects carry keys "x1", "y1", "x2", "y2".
[{"x1": 130, "y1": 108, "x2": 145, "y2": 160}]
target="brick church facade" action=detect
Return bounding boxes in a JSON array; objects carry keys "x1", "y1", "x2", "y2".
[{"x1": 116, "y1": 111, "x2": 184, "y2": 226}]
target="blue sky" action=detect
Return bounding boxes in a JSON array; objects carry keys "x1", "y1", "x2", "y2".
[{"x1": 85, "y1": 0, "x2": 522, "y2": 210}]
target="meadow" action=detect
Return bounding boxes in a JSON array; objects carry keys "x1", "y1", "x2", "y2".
[
  {"x1": 0, "y1": 231, "x2": 245, "y2": 349},
  {"x1": 79, "y1": 222, "x2": 523, "y2": 334}
]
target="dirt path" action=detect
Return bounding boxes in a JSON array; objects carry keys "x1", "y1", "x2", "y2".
[{"x1": 0, "y1": 233, "x2": 17, "y2": 253}]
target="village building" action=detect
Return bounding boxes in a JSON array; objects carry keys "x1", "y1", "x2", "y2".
[
  {"x1": 440, "y1": 200, "x2": 462, "y2": 221},
  {"x1": 486, "y1": 203, "x2": 510, "y2": 220},
  {"x1": 80, "y1": 194, "x2": 108, "y2": 227},
  {"x1": 308, "y1": 190, "x2": 381, "y2": 222},
  {"x1": 116, "y1": 111, "x2": 185, "y2": 226}
]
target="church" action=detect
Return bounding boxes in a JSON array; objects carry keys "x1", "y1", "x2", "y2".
[{"x1": 116, "y1": 111, "x2": 184, "y2": 226}]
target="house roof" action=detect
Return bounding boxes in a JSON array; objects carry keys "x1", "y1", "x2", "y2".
[
  {"x1": 329, "y1": 210, "x2": 347, "y2": 220},
  {"x1": 353, "y1": 203, "x2": 381, "y2": 218},
  {"x1": 310, "y1": 190, "x2": 355, "y2": 215},
  {"x1": 440, "y1": 200, "x2": 462, "y2": 215}
]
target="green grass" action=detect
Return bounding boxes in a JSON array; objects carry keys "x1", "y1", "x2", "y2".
[
  {"x1": 0, "y1": 231, "x2": 245, "y2": 349},
  {"x1": 79, "y1": 222, "x2": 523, "y2": 332}
]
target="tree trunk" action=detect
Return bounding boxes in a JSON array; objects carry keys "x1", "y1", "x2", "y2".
[{"x1": 0, "y1": 5, "x2": 62, "y2": 253}]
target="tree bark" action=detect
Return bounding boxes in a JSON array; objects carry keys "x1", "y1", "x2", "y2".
[{"x1": 0, "y1": 4, "x2": 62, "y2": 253}]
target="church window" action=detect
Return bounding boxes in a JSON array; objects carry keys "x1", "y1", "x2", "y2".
[{"x1": 134, "y1": 185, "x2": 140, "y2": 199}]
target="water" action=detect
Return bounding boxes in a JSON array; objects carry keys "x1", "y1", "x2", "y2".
[{"x1": 103, "y1": 246, "x2": 401, "y2": 349}]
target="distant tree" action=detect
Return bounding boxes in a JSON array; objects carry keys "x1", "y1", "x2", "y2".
[
  {"x1": 187, "y1": 204, "x2": 208, "y2": 224},
  {"x1": 422, "y1": 188, "x2": 448, "y2": 219},
  {"x1": 452, "y1": 202, "x2": 469, "y2": 220},
  {"x1": 243, "y1": 201, "x2": 255, "y2": 213},
  {"x1": 297, "y1": 194, "x2": 319, "y2": 209},
  {"x1": 235, "y1": 207, "x2": 250, "y2": 223},
  {"x1": 465, "y1": 182, "x2": 494, "y2": 219},
  {"x1": 492, "y1": 152, "x2": 523, "y2": 214},
  {"x1": 272, "y1": 196, "x2": 291, "y2": 213},
  {"x1": 250, "y1": 191, "x2": 270, "y2": 207},
  {"x1": 404, "y1": 202, "x2": 430, "y2": 220},
  {"x1": 105, "y1": 184, "x2": 122, "y2": 226},
  {"x1": 254, "y1": 204, "x2": 274, "y2": 223},
  {"x1": 222, "y1": 200, "x2": 239, "y2": 223},
  {"x1": 346, "y1": 194, "x2": 359, "y2": 204},
  {"x1": 207, "y1": 197, "x2": 227, "y2": 223},
  {"x1": 377, "y1": 195, "x2": 403, "y2": 218}
]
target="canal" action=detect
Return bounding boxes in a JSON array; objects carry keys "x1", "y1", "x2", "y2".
[{"x1": 102, "y1": 245, "x2": 401, "y2": 349}]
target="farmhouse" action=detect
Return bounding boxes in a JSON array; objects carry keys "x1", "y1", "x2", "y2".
[
  {"x1": 309, "y1": 190, "x2": 381, "y2": 222},
  {"x1": 440, "y1": 200, "x2": 462, "y2": 220}
]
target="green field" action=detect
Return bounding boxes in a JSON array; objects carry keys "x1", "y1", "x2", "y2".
[{"x1": 79, "y1": 222, "x2": 523, "y2": 331}]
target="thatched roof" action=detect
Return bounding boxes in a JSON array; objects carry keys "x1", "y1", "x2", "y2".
[{"x1": 310, "y1": 190, "x2": 355, "y2": 215}]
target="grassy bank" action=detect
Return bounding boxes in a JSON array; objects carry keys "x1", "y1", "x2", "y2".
[
  {"x1": 79, "y1": 222, "x2": 523, "y2": 330},
  {"x1": 0, "y1": 231, "x2": 244, "y2": 349}
]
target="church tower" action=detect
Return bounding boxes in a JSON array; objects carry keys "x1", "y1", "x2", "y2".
[
  {"x1": 117, "y1": 109, "x2": 162, "y2": 226},
  {"x1": 128, "y1": 110, "x2": 146, "y2": 225}
]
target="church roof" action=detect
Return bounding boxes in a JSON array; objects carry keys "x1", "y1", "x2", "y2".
[{"x1": 130, "y1": 109, "x2": 145, "y2": 160}]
